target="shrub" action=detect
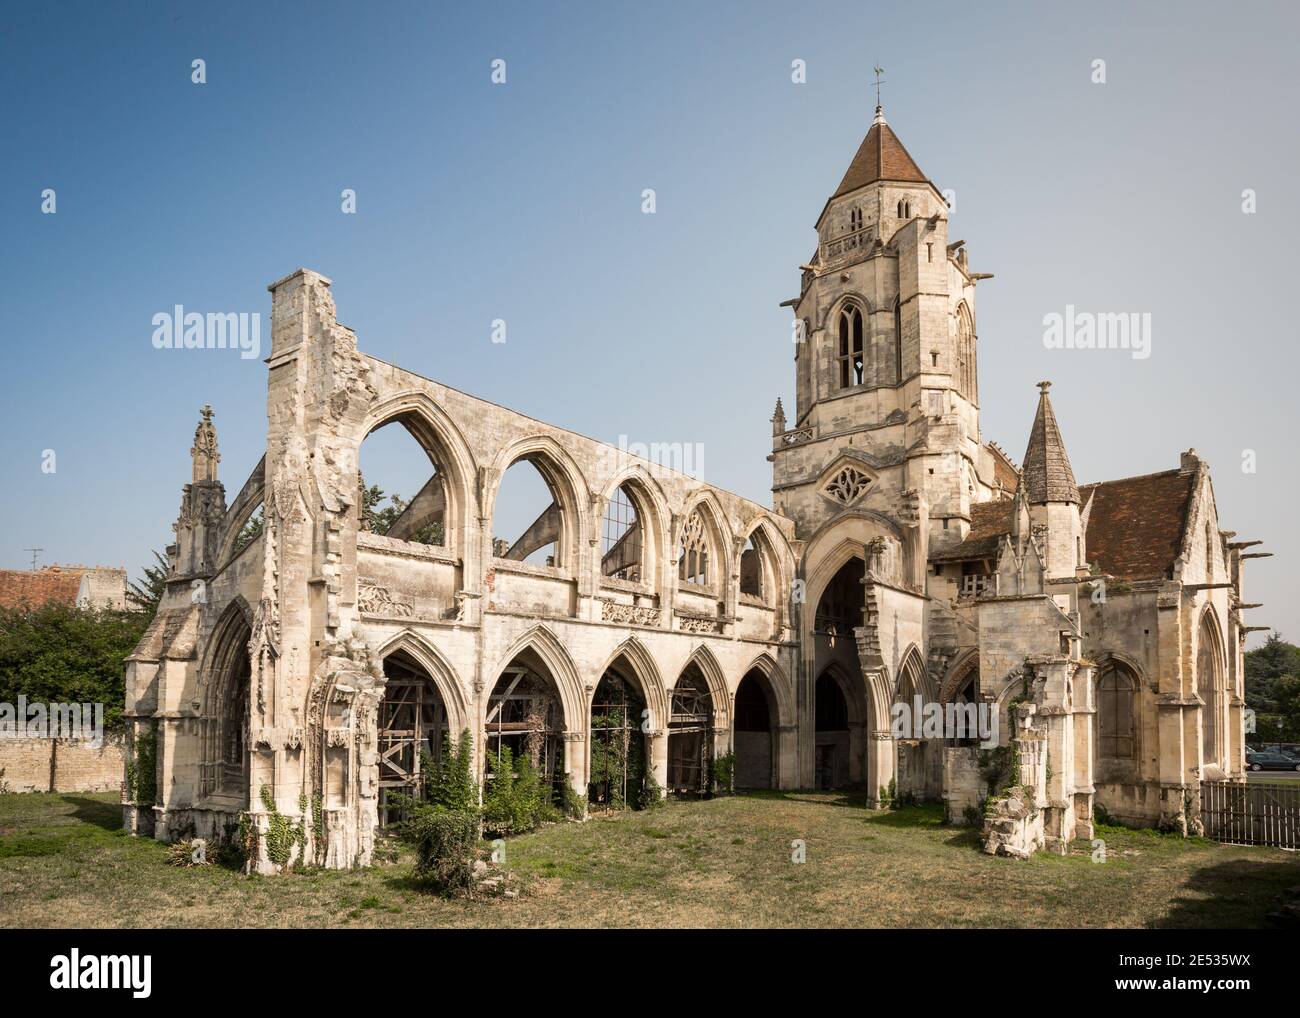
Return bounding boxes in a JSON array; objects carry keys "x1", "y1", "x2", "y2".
[
  {"x1": 482, "y1": 747, "x2": 558, "y2": 836},
  {"x1": 711, "y1": 751, "x2": 735, "y2": 795},
  {"x1": 638, "y1": 772, "x2": 664, "y2": 811},
  {"x1": 424, "y1": 729, "x2": 476, "y2": 811},
  {"x1": 406, "y1": 804, "x2": 481, "y2": 897},
  {"x1": 127, "y1": 726, "x2": 157, "y2": 807}
]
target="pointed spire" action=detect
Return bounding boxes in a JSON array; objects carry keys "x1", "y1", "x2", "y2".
[
  {"x1": 771, "y1": 397, "x2": 787, "y2": 439},
  {"x1": 828, "y1": 112, "x2": 930, "y2": 204},
  {"x1": 1021, "y1": 381, "x2": 1078, "y2": 504},
  {"x1": 191, "y1": 404, "x2": 220, "y2": 483}
]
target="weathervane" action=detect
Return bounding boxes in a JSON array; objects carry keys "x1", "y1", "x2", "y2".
[{"x1": 873, "y1": 64, "x2": 886, "y2": 109}]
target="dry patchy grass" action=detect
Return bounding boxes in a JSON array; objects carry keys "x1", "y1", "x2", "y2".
[{"x1": 0, "y1": 790, "x2": 1295, "y2": 928}]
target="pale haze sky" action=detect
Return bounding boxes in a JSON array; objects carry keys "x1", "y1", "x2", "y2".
[{"x1": 1, "y1": 0, "x2": 1296, "y2": 646}]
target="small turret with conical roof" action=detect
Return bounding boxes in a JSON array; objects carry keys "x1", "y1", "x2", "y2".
[{"x1": 1017, "y1": 382, "x2": 1084, "y2": 577}]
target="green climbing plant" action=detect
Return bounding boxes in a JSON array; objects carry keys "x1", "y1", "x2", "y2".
[{"x1": 258, "y1": 785, "x2": 305, "y2": 867}]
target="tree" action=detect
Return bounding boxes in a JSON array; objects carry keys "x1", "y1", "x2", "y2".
[
  {"x1": 0, "y1": 602, "x2": 148, "y2": 730},
  {"x1": 125, "y1": 550, "x2": 170, "y2": 615},
  {"x1": 1245, "y1": 632, "x2": 1300, "y2": 743},
  {"x1": 361, "y1": 482, "x2": 442, "y2": 545},
  {"x1": 233, "y1": 506, "x2": 263, "y2": 554}
]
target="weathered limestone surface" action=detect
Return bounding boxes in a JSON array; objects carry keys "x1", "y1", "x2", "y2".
[{"x1": 123, "y1": 105, "x2": 1250, "y2": 866}]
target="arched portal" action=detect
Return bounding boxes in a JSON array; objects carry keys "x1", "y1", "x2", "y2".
[
  {"x1": 814, "y1": 671, "x2": 851, "y2": 789},
  {"x1": 810, "y1": 555, "x2": 868, "y2": 790},
  {"x1": 588, "y1": 658, "x2": 649, "y2": 809},
  {"x1": 734, "y1": 669, "x2": 777, "y2": 789},
  {"x1": 894, "y1": 653, "x2": 939, "y2": 800},
  {"x1": 485, "y1": 649, "x2": 565, "y2": 797},
  {"x1": 667, "y1": 664, "x2": 715, "y2": 796},
  {"x1": 202, "y1": 604, "x2": 253, "y2": 804},
  {"x1": 942, "y1": 659, "x2": 981, "y2": 749},
  {"x1": 376, "y1": 650, "x2": 449, "y2": 828}
]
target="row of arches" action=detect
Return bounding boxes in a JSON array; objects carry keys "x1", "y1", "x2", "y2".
[
  {"x1": 199, "y1": 602, "x2": 794, "y2": 817},
  {"x1": 354, "y1": 404, "x2": 789, "y2": 607}
]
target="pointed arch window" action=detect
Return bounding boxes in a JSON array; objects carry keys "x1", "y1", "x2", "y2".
[
  {"x1": 837, "y1": 302, "x2": 866, "y2": 389},
  {"x1": 1097, "y1": 665, "x2": 1136, "y2": 761},
  {"x1": 1197, "y1": 614, "x2": 1222, "y2": 766},
  {"x1": 955, "y1": 303, "x2": 976, "y2": 402},
  {"x1": 678, "y1": 510, "x2": 711, "y2": 587},
  {"x1": 897, "y1": 199, "x2": 912, "y2": 219}
]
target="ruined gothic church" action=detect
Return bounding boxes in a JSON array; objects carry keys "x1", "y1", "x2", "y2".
[{"x1": 124, "y1": 103, "x2": 1252, "y2": 868}]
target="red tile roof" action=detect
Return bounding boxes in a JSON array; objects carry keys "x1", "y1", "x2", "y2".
[
  {"x1": 930, "y1": 467, "x2": 1198, "y2": 581},
  {"x1": 830, "y1": 117, "x2": 930, "y2": 202},
  {"x1": 932, "y1": 500, "x2": 1015, "y2": 563},
  {"x1": 1080, "y1": 469, "x2": 1197, "y2": 581},
  {"x1": 0, "y1": 568, "x2": 84, "y2": 610}
]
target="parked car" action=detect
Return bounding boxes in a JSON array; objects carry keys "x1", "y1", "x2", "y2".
[
  {"x1": 1249, "y1": 744, "x2": 1300, "y2": 761},
  {"x1": 1246, "y1": 750, "x2": 1300, "y2": 772}
]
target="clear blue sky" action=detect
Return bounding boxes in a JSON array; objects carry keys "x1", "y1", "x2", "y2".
[{"x1": 1, "y1": 0, "x2": 1296, "y2": 645}]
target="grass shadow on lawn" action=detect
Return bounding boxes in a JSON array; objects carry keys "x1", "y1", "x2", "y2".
[
  {"x1": 732, "y1": 789, "x2": 870, "y2": 810},
  {"x1": 62, "y1": 794, "x2": 123, "y2": 832},
  {"x1": 1152, "y1": 856, "x2": 1298, "y2": 929}
]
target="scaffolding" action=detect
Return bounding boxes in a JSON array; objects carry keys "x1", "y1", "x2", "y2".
[
  {"x1": 485, "y1": 665, "x2": 562, "y2": 792},
  {"x1": 667, "y1": 666, "x2": 714, "y2": 795},
  {"x1": 588, "y1": 670, "x2": 647, "y2": 809},
  {"x1": 376, "y1": 655, "x2": 448, "y2": 827}
]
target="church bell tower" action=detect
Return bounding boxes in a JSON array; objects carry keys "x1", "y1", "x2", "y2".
[{"x1": 770, "y1": 93, "x2": 998, "y2": 561}]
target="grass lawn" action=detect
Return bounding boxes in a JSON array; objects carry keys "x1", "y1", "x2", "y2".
[{"x1": 1, "y1": 789, "x2": 1296, "y2": 928}]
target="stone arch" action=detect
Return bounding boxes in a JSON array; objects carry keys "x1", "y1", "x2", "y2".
[
  {"x1": 733, "y1": 665, "x2": 779, "y2": 790},
  {"x1": 894, "y1": 645, "x2": 940, "y2": 799},
  {"x1": 667, "y1": 650, "x2": 725, "y2": 795},
  {"x1": 359, "y1": 390, "x2": 477, "y2": 557},
  {"x1": 740, "y1": 651, "x2": 796, "y2": 730},
  {"x1": 373, "y1": 628, "x2": 470, "y2": 737},
  {"x1": 940, "y1": 650, "x2": 981, "y2": 705},
  {"x1": 680, "y1": 644, "x2": 730, "y2": 728},
  {"x1": 596, "y1": 466, "x2": 670, "y2": 592},
  {"x1": 736, "y1": 516, "x2": 787, "y2": 614},
  {"x1": 814, "y1": 662, "x2": 861, "y2": 790},
  {"x1": 1093, "y1": 654, "x2": 1141, "y2": 772},
  {"x1": 1197, "y1": 605, "x2": 1225, "y2": 769},
  {"x1": 594, "y1": 636, "x2": 669, "y2": 731},
  {"x1": 487, "y1": 624, "x2": 587, "y2": 735},
  {"x1": 487, "y1": 435, "x2": 590, "y2": 574},
  {"x1": 894, "y1": 644, "x2": 934, "y2": 702},
  {"x1": 816, "y1": 290, "x2": 878, "y2": 332},
  {"x1": 199, "y1": 597, "x2": 254, "y2": 802},
  {"x1": 954, "y1": 300, "x2": 976, "y2": 402},
  {"x1": 803, "y1": 512, "x2": 910, "y2": 609},
  {"x1": 213, "y1": 457, "x2": 266, "y2": 570},
  {"x1": 675, "y1": 491, "x2": 733, "y2": 595}
]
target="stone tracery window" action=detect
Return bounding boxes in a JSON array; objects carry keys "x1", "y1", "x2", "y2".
[
  {"x1": 837, "y1": 302, "x2": 865, "y2": 389},
  {"x1": 678, "y1": 509, "x2": 711, "y2": 586},
  {"x1": 821, "y1": 464, "x2": 872, "y2": 506}
]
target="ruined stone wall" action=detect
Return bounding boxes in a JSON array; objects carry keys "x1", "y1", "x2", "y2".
[{"x1": 0, "y1": 735, "x2": 125, "y2": 794}]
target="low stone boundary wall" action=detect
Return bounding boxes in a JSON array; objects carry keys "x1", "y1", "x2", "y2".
[{"x1": 0, "y1": 734, "x2": 125, "y2": 794}]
